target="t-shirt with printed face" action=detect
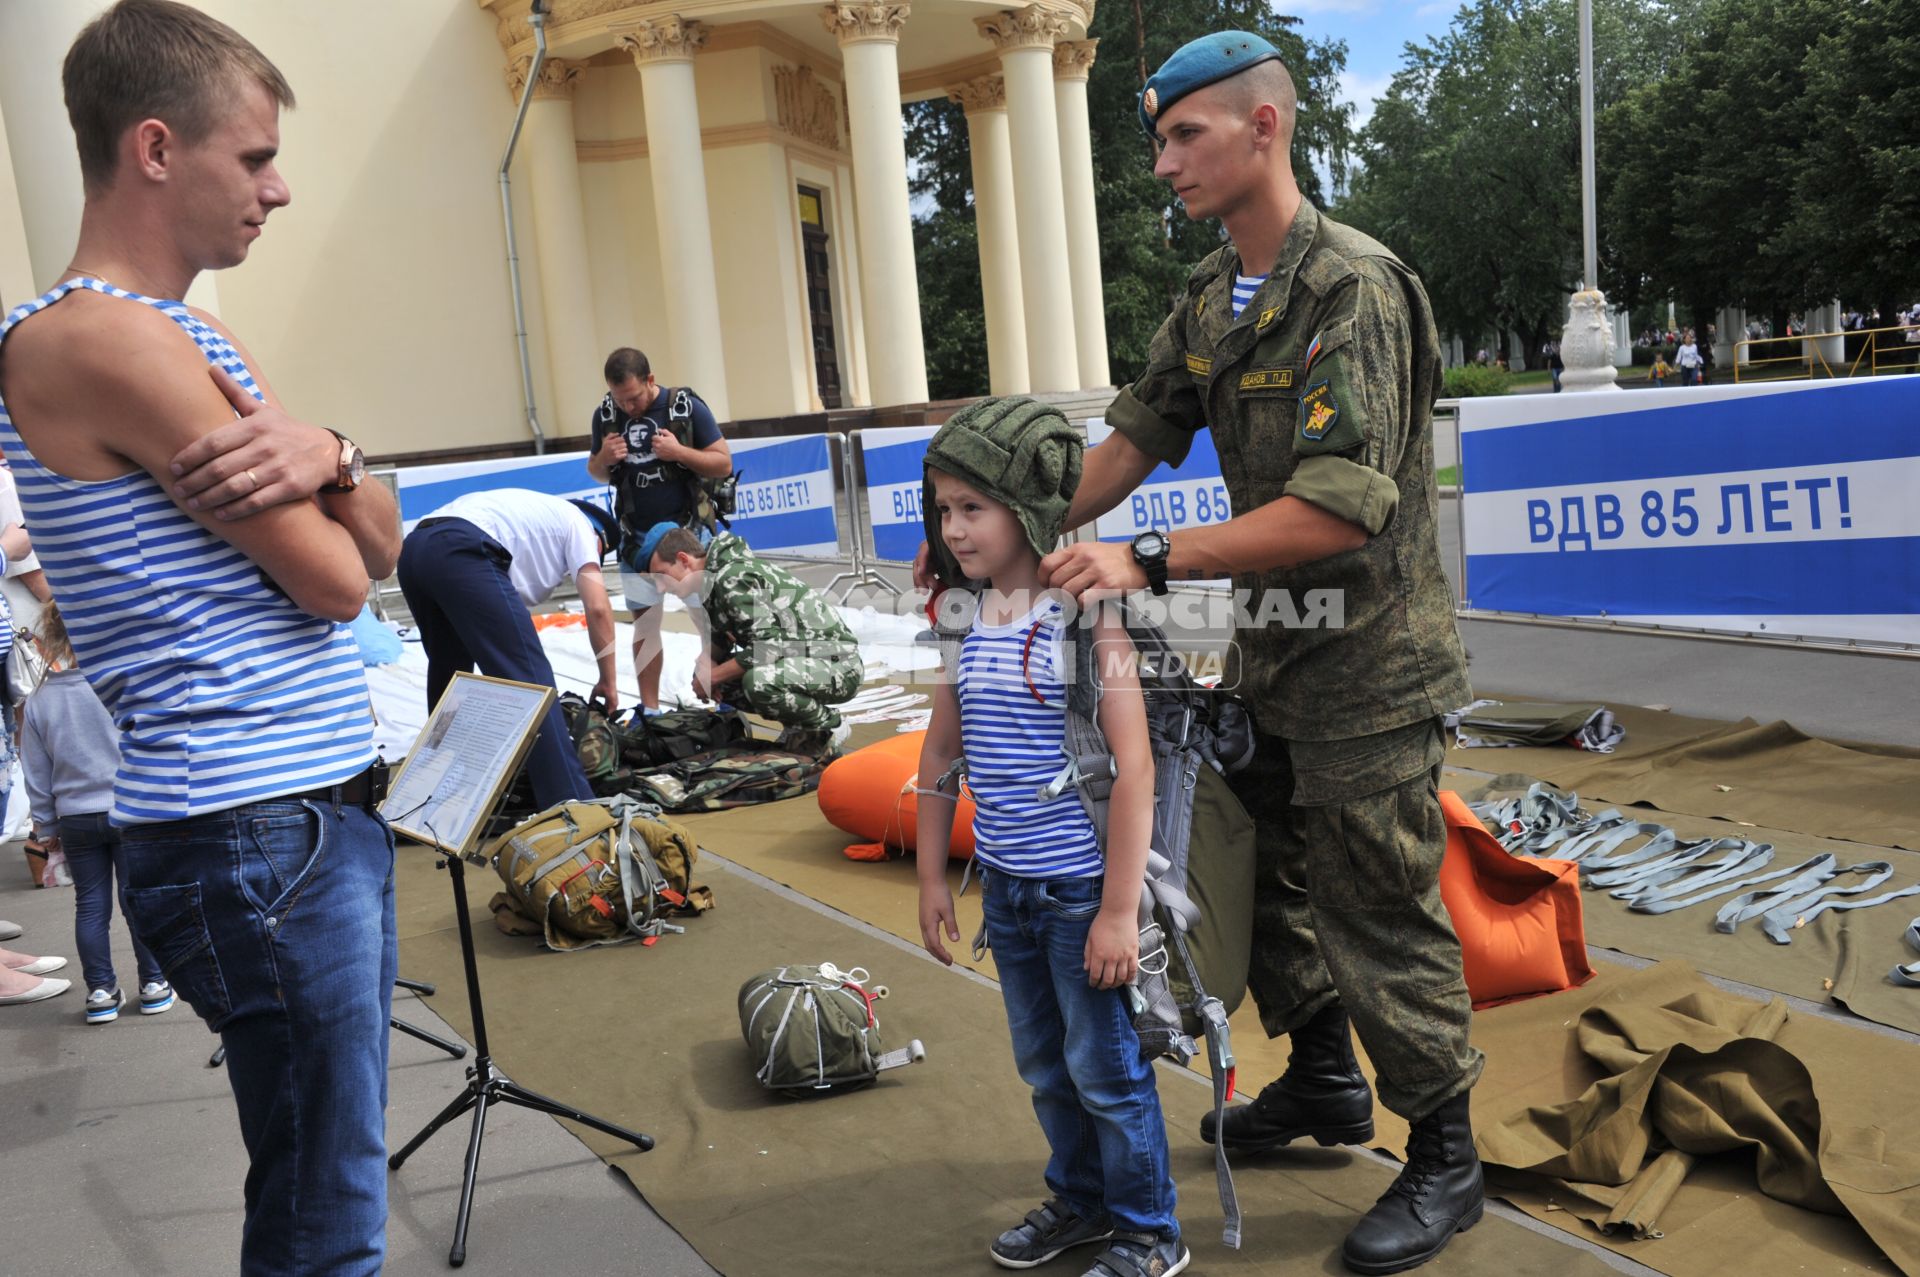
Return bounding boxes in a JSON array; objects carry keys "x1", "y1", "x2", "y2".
[{"x1": 588, "y1": 386, "x2": 723, "y2": 538}]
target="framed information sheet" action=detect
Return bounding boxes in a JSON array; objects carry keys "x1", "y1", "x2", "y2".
[{"x1": 380, "y1": 673, "x2": 553, "y2": 858}]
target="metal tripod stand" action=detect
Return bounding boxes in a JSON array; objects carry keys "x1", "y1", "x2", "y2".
[{"x1": 386, "y1": 849, "x2": 653, "y2": 1267}]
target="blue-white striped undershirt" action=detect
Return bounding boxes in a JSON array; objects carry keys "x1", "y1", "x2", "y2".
[
  {"x1": 1231, "y1": 273, "x2": 1269, "y2": 319},
  {"x1": 957, "y1": 596, "x2": 1102, "y2": 880},
  {"x1": 0, "y1": 279, "x2": 375, "y2": 825}
]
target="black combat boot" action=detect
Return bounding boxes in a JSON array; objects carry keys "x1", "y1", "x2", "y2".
[
  {"x1": 1199, "y1": 1001, "x2": 1374, "y2": 1151},
  {"x1": 1341, "y1": 1091, "x2": 1485, "y2": 1274}
]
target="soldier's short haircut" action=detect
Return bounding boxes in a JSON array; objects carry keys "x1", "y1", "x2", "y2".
[
  {"x1": 604, "y1": 347, "x2": 652, "y2": 385},
  {"x1": 1218, "y1": 58, "x2": 1296, "y2": 140},
  {"x1": 64, "y1": 0, "x2": 294, "y2": 195},
  {"x1": 652, "y1": 528, "x2": 706, "y2": 564}
]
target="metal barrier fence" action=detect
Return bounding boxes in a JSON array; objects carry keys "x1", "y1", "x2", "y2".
[{"x1": 1734, "y1": 322, "x2": 1920, "y2": 382}]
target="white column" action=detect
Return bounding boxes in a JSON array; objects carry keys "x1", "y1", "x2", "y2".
[
  {"x1": 978, "y1": 6, "x2": 1078, "y2": 393},
  {"x1": 510, "y1": 57, "x2": 604, "y2": 429},
  {"x1": 1813, "y1": 299, "x2": 1844, "y2": 370},
  {"x1": 822, "y1": 3, "x2": 929, "y2": 407},
  {"x1": 0, "y1": 1, "x2": 108, "y2": 295},
  {"x1": 951, "y1": 75, "x2": 1028, "y2": 396},
  {"x1": 615, "y1": 17, "x2": 730, "y2": 420},
  {"x1": 1053, "y1": 39, "x2": 1107, "y2": 390}
]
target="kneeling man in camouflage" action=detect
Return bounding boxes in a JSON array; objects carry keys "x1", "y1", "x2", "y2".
[{"x1": 648, "y1": 528, "x2": 862, "y2": 756}]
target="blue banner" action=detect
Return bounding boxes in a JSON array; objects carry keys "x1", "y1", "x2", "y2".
[
  {"x1": 392, "y1": 435, "x2": 839, "y2": 557},
  {"x1": 1084, "y1": 418, "x2": 1235, "y2": 543},
  {"x1": 859, "y1": 425, "x2": 938, "y2": 563},
  {"x1": 1458, "y1": 378, "x2": 1920, "y2": 646}
]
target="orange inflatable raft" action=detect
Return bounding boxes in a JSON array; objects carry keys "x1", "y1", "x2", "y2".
[{"x1": 819, "y1": 730, "x2": 977, "y2": 861}]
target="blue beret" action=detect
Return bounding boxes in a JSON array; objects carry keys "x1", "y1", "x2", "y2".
[
  {"x1": 1139, "y1": 31, "x2": 1284, "y2": 136},
  {"x1": 637, "y1": 520, "x2": 681, "y2": 565}
]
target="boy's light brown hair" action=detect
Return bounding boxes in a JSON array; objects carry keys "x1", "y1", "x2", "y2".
[
  {"x1": 64, "y1": 0, "x2": 295, "y2": 194},
  {"x1": 37, "y1": 600, "x2": 75, "y2": 670}
]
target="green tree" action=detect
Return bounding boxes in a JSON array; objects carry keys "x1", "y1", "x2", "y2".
[
  {"x1": 909, "y1": 2, "x2": 1355, "y2": 399},
  {"x1": 1338, "y1": 0, "x2": 1699, "y2": 363},
  {"x1": 1783, "y1": 1, "x2": 1920, "y2": 327},
  {"x1": 1597, "y1": 0, "x2": 1920, "y2": 337}
]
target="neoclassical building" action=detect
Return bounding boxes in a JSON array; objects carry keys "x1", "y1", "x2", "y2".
[{"x1": 0, "y1": 0, "x2": 1113, "y2": 458}]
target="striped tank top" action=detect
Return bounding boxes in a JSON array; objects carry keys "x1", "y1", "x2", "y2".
[
  {"x1": 957, "y1": 595, "x2": 1103, "y2": 880},
  {"x1": 0, "y1": 279, "x2": 375, "y2": 824}
]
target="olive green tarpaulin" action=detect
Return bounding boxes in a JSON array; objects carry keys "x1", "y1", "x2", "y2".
[
  {"x1": 1454, "y1": 700, "x2": 1920, "y2": 852},
  {"x1": 392, "y1": 845, "x2": 1616, "y2": 1275}
]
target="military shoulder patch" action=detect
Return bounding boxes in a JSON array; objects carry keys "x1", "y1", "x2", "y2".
[
  {"x1": 1300, "y1": 380, "x2": 1339, "y2": 441},
  {"x1": 1185, "y1": 353, "x2": 1212, "y2": 376}
]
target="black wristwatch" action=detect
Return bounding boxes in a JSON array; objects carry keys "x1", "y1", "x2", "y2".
[{"x1": 1131, "y1": 529, "x2": 1171, "y2": 596}]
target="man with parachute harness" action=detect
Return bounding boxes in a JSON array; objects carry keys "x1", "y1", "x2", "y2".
[{"x1": 587, "y1": 345, "x2": 737, "y2": 712}]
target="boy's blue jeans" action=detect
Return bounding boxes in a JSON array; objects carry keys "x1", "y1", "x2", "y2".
[
  {"x1": 58, "y1": 811, "x2": 163, "y2": 994},
  {"x1": 120, "y1": 797, "x2": 398, "y2": 1277},
  {"x1": 982, "y1": 869, "x2": 1179, "y2": 1242}
]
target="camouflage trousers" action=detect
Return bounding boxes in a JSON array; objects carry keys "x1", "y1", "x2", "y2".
[
  {"x1": 1226, "y1": 715, "x2": 1484, "y2": 1120},
  {"x1": 738, "y1": 647, "x2": 862, "y2": 730}
]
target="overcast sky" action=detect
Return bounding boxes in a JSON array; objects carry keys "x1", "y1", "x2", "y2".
[{"x1": 1286, "y1": 0, "x2": 1461, "y2": 133}]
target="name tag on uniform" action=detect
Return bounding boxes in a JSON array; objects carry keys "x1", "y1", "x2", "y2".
[
  {"x1": 1238, "y1": 368, "x2": 1294, "y2": 391},
  {"x1": 1185, "y1": 353, "x2": 1212, "y2": 376}
]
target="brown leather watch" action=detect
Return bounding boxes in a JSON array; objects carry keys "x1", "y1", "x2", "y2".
[{"x1": 320, "y1": 430, "x2": 365, "y2": 494}]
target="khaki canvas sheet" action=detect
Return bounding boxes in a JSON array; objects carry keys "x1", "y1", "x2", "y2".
[
  {"x1": 677, "y1": 797, "x2": 1920, "y2": 1277},
  {"x1": 1455, "y1": 699, "x2": 1920, "y2": 852},
  {"x1": 1440, "y1": 767, "x2": 1920, "y2": 1037},
  {"x1": 1453, "y1": 962, "x2": 1920, "y2": 1277},
  {"x1": 391, "y1": 847, "x2": 1612, "y2": 1276}
]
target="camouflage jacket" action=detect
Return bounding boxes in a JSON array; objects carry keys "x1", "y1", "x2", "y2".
[
  {"x1": 1106, "y1": 202, "x2": 1470, "y2": 741},
  {"x1": 701, "y1": 534, "x2": 857, "y2": 668}
]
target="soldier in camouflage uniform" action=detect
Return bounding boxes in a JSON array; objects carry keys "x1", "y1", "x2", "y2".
[
  {"x1": 1035, "y1": 32, "x2": 1483, "y2": 1276},
  {"x1": 649, "y1": 528, "x2": 861, "y2": 755}
]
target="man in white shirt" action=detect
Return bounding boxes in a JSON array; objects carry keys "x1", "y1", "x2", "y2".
[{"x1": 396, "y1": 488, "x2": 621, "y2": 809}]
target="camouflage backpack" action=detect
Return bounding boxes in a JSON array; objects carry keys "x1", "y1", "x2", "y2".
[
  {"x1": 614, "y1": 705, "x2": 747, "y2": 768},
  {"x1": 625, "y1": 744, "x2": 827, "y2": 813},
  {"x1": 488, "y1": 795, "x2": 710, "y2": 951}
]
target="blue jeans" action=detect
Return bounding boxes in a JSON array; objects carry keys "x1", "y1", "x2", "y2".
[
  {"x1": 120, "y1": 798, "x2": 398, "y2": 1276},
  {"x1": 59, "y1": 812, "x2": 162, "y2": 993},
  {"x1": 983, "y1": 870, "x2": 1178, "y2": 1242}
]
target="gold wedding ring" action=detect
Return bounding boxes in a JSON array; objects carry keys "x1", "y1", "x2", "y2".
[{"x1": 246, "y1": 469, "x2": 259, "y2": 492}]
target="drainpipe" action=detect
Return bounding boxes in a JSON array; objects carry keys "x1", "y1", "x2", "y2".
[{"x1": 499, "y1": 0, "x2": 550, "y2": 453}]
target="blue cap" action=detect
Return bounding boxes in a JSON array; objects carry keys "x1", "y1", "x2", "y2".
[
  {"x1": 1139, "y1": 31, "x2": 1284, "y2": 136},
  {"x1": 568, "y1": 499, "x2": 620, "y2": 559},
  {"x1": 637, "y1": 520, "x2": 681, "y2": 566}
]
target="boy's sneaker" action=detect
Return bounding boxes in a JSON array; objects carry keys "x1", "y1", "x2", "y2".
[
  {"x1": 85, "y1": 987, "x2": 125, "y2": 1025},
  {"x1": 139, "y1": 981, "x2": 175, "y2": 1015},
  {"x1": 991, "y1": 1199, "x2": 1114, "y2": 1270},
  {"x1": 1082, "y1": 1233, "x2": 1189, "y2": 1277}
]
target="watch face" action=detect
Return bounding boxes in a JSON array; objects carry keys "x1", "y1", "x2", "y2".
[
  {"x1": 347, "y1": 449, "x2": 367, "y2": 484},
  {"x1": 1137, "y1": 531, "x2": 1168, "y2": 557}
]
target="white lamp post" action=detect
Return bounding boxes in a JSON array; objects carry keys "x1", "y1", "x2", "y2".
[{"x1": 1560, "y1": 0, "x2": 1623, "y2": 392}]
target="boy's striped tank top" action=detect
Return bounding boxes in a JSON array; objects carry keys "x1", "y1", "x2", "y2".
[{"x1": 0, "y1": 278, "x2": 374, "y2": 824}]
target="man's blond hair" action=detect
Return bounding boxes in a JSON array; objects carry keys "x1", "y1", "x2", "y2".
[{"x1": 64, "y1": 0, "x2": 295, "y2": 194}]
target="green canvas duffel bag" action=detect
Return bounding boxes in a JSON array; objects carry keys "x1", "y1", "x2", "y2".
[{"x1": 737, "y1": 962, "x2": 925, "y2": 1096}]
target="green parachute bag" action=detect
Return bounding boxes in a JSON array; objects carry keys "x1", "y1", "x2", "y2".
[{"x1": 737, "y1": 962, "x2": 926, "y2": 1096}]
